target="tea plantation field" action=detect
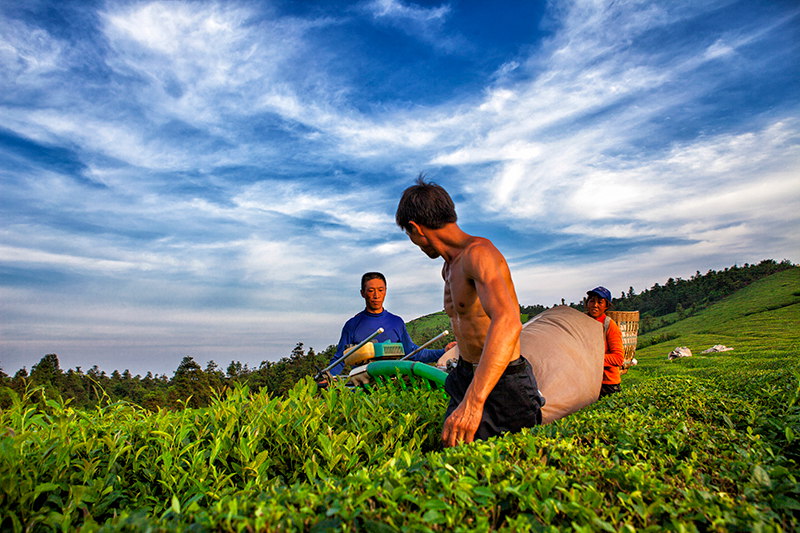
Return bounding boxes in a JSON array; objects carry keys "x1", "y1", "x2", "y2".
[{"x1": 1, "y1": 269, "x2": 798, "y2": 531}]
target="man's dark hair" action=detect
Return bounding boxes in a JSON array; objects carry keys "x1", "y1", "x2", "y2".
[
  {"x1": 361, "y1": 272, "x2": 386, "y2": 292},
  {"x1": 395, "y1": 174, "x2": 457, "y2": 232}
]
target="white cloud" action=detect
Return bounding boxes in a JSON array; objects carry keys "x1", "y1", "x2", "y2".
[
  {"x1": 418, "y1": 0, "x2": 800, "y2": 235},
  {"x1": 95, "y1": 2, "x2": 344, "y2": 162},
  {"x1": 366, "y1": 0, "x2": 449, "y2": 23},
  {"x1": 566, "y1": 120, "x2": 800, "y2": 223},
  {"x1": 102, "y1": 2, "x2": 272, "y2": 96},
  {"x1": 704, "y1": 39, "x2": 735, "y2": 61},
  {"x1": 642, "y1": 172, "x2": 799, "y2": 225},
  {"x1": 97, "y1": 1, "x2": 452, "y2": 167},
  {"x1": 104, "y1": 2, "x2": 244, "y2": 56},
  {"x1": 20, "y1": 109, "x2": 185, "y2": 169},
  {"x1": 567, "y1": 169, "x2": 662, "y2": 221},
  {"x1": 373, "y1": 241, "x2": 408, "y2": 256},
  {"x1": 234, "y1": 181, "x2": 395, "y2": 233},
  {"x1": 0, "y1": 18, "x2": 64, "y2": 81},
  {"x1": 362, "y1": 0, "x2": 462, "y2": 53},
  {"x1": 0, "y1": 245, "x2": 140, "y2": 272}
]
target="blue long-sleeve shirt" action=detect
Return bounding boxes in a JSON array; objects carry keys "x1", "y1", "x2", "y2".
[{"x1": 328, "y1": 309, "x2": 445, "y2": 375}]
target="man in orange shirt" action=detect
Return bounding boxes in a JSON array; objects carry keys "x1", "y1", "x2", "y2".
[{"x1": 585, "y1": 286, "x2": 624, "y2": 398}]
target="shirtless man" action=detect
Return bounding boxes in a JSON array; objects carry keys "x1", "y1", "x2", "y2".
[{"x1": 396, "y1": 177, "x2": 543, "y2": 446}]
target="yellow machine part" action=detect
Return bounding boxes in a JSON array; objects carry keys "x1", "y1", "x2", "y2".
[
  {"x1": 343, "y1": 342, "x2": 405, "y2": 366},
  {"x1": 344, "y1": 343, "x2": 375, "y2": 366}
]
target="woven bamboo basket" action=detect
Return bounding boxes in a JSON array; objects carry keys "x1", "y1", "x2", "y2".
[{"x1": 607, "y1": 310, "x2": 639, "y2": 373}]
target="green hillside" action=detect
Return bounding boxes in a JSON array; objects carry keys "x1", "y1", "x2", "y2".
[
  {"x1": 628, "y1": 267, "x2": 799, "y2": 384},
  {"x1": 1, "y1": 269, "x2": 798, "y2": 531},
  {"x1": 405, "y1": 311, "x2": 453, "y2": 349}
]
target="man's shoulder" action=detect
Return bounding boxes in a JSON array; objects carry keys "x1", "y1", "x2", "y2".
[
  {"x1": 602, "y1": 315, "x2": 622, "y2": 333},
  {"x1": 342, "y1": 311, "x2": 366, "y2": 328},
  {"x1": 463, "y1": 236, "x2": 502, "y2": 257},
  {"x1": 379, "y1": 309, "x2": 406, "y2": 325},
  {"x1": 459, "y1": 236, "x2": 507, "y2": 272}
]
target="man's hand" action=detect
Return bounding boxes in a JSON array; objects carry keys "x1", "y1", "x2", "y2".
[
  {"x1": 315, "y1": 370, "x2": 334, "y2": 389},
  {"x1": 442, "y1": 398, "x2": 483, "y2": 447},
  {"x1": 444, "y1": 341, "x2": 458, "y2": 351}
]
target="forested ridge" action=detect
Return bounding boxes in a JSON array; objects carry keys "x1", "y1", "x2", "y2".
[
  {"x1": 612, "y1": 258, "x2": 795, "y2": 333},
  {"x1": 1, "y1": 259, "x2": 794, "y2": 410}
]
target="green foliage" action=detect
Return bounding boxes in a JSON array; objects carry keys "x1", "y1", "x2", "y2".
[
  {"x1": 405, "y1": 311, "x2": 455, "y2": 350},
  {"x1": 637, "y1": 331, "x2": 679, "y2": 349},
  {"x1": 519, "y1": 304, "x2": 547, "y2": 318},
  {"x1": 614, "y1": 258, "x2": 794, "y2": 318},
  {"x1": 1, "y1": 269, "x2": 798, "y2": 530},
  {"x1": 634, "y1": 267, "x2": 800, "y2": 357},
  {"x1": 0, "y1": 380, "x2": 446, "y2": 531}
]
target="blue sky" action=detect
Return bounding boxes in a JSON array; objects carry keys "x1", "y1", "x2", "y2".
[{"x1": 1, "y1": 0, "x2": 798, "y2": 376}]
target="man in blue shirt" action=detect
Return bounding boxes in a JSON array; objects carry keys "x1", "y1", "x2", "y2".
[{"x1": 328, "y1": 272, "x2": 454, "y2": 375}]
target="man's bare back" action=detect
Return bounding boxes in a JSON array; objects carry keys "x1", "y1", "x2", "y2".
[{"x1": 443, "y1": 236, "x2": 521, "y2": 364}]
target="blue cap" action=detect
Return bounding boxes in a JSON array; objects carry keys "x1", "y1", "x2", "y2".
[{"x1": 587, "y1": 286, "x2": 612, "y2": 302}]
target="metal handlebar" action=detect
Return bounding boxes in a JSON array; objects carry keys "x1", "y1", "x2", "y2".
[
  {"x1": 400, "y1": 330, "x2": 449, "y2": 361},
  {"x1": 317, "y1": 327, "x2": 385, "y2": 378}
]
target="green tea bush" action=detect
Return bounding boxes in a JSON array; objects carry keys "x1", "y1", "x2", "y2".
[
  {"x1": 0, "y1": 379, "x2": 451, "y2": 531},
  {"x1": 1, "y1": 269, "x2": 798, "y2": 531},
  {"x1": 2, "y1": 371, "x2": 797, "y2": 531},
  {"x1": 637, "y1": 332, "x2": 679, "y2": 349}
]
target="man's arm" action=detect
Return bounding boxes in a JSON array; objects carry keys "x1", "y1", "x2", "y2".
[
  {"x1": 442, "y1": 242, "x2": 522, "y2": 447},
  {"x1": 398, "y1": 327, "x2": 449, "y2": 362},
  {"x1": 328, "y1": 322, "x2": 354, "y2": 376},
  {"x1": 605, "y1": 320, "x2": 625, "y2": 367}
]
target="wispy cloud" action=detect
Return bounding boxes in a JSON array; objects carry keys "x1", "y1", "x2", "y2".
[
  {"x1": 366, "y1": 0, "x2": 449, "y2": 23},
  {"x1": 0, "y1": 0, "x2": 797, "y2": 375},
  {"x1": 362, "y1": 0, "x2": 458, "y2": 52}
]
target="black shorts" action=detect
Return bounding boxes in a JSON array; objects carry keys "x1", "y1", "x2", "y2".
[
  {"x1": 444, "y1": 357, "x2": 544, "y2": 441},
  {"x1": 599, "y1": 383, "x2": 621, "y2": 398}
]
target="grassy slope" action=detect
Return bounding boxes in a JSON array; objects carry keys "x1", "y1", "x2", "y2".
[
  {"x1": 405, "y1": 311, "x2": 454, "y2": 349},
  {"x1": 627, "y1": 267, "x2": 800, "y2": 386}
]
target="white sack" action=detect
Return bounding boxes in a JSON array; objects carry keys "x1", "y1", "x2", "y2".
[
  {"x1": 668, "y1": 346, "x2": 693, "y2": 360},
  {"x1": 701, "y1": 345, "x2": 733, "y2": 353},
  {"x1": 520, "y1": 306, "x2": 605, "y2": 424}
]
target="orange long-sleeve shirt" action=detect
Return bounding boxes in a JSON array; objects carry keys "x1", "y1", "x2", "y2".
[{"x1": 595, "y1": 314, "x2": 624, "y2": 385}]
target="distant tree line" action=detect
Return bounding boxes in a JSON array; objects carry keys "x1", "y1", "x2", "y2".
[
  {"x1": 611, "y1": 259, "x2": 795, "y2": 332},
  {"x1": 2, "y1": 259, "x2": 793, "y2": 410},
  {"x1": 0, "y1": 343, "x2": 334, "y2": 411},
  {"x1": 519, "y1": 304, "x2": 547, "y2": 321}
]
